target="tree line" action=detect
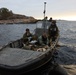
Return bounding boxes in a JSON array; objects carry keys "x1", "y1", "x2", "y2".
[{"x1": 0, "y1": 8, "x2": 13, "y2": 20}]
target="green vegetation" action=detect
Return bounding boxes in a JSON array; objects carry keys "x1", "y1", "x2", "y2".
[
  {"x1": 0, "y1": 7, "x2": 37, "y2": 24},
  {"x1": 0, "y1": 8, "x2": 13, "y2": 20}
]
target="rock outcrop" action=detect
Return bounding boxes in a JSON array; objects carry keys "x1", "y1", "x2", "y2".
[{"x1": 0, "y1": 8, "x2": 37, "y2": 24}]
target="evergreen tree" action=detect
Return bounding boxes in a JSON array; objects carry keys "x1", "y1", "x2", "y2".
[{"x1": 0, "y1": 8, "x2": 13, "y2": 20}]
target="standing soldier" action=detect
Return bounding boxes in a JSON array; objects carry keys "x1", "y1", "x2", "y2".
[{"x1": 48, "y1": 20, "x2": 59, "y2": 41}]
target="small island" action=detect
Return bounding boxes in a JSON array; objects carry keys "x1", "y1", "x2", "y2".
[{"x1": 0, "y1": 8, "x2": 37, "y2": 24}]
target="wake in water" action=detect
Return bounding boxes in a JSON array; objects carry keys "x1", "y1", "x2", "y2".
[
  {"x1": 56, "y1": 45, "x2": 76, "y2": 64},
  {"x1": 55, "y1": 41, "x2": 76, "y2": 75}
]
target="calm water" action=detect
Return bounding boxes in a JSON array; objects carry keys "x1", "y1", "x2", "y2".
[
  {"x1": 0, "y1": 24, "x2": 36, "y2": 46},
  {"x1": 0, "y1": 20, "x2": 76, "y2": 74}
]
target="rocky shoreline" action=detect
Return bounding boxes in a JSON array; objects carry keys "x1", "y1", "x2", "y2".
[
  {"x1": 0, "y1": 18, "x2": 37, "y2": 24},
  {"x1": 0, "y1": 8, "x2": 37, "y2": 24}
]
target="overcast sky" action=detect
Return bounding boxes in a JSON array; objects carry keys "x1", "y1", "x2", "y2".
[{"x1": 0, "y1": 0, "x2": 76, "y2": 21}]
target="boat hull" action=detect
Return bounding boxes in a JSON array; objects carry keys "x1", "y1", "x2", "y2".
[
  {"x1": 0, "y1": 29, "x2": 59, "y2": 75},
  {"x1": 0, "y1": 48, "x2": 55, "y2": 75}
]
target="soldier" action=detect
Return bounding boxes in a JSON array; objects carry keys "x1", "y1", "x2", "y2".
[
  {"x1": 38, "y1": 32, "x2": 49, "y2": 46},
  {"x1": 22, "y1": 28, "x2": 32, "y2": 45},
  {"x1": 48, "y1": 20, "x2": 59, "y2": 41}
]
